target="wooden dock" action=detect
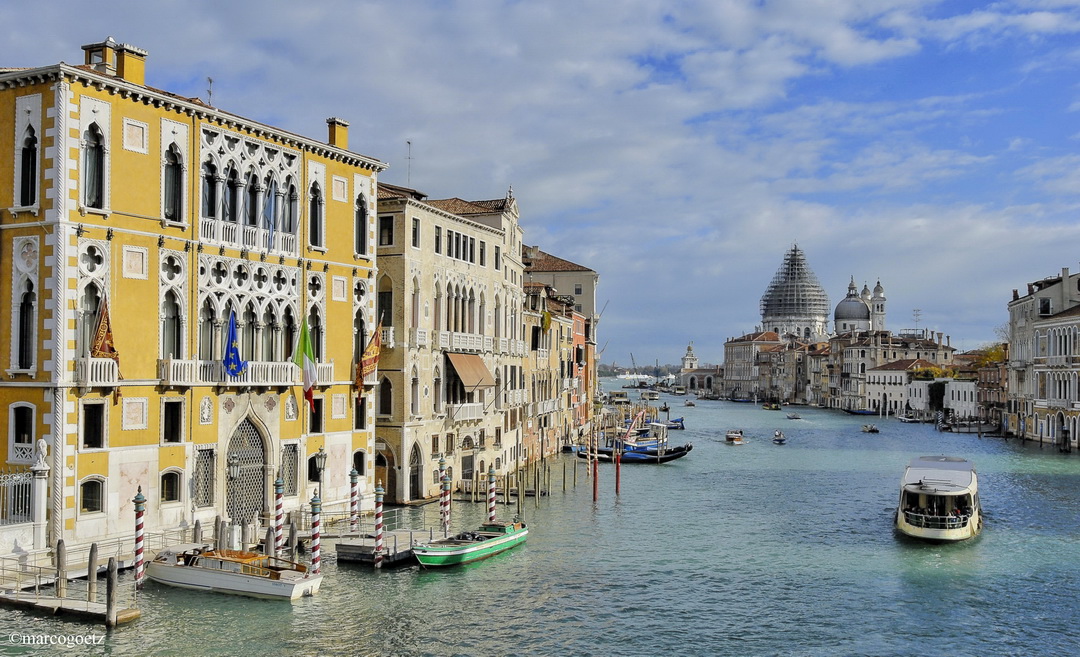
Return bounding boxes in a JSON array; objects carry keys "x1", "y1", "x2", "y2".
[
  {"x1": 0, "y1": 593, "x2": 140, "y2": 625},
  {"x1": 335, "y1": 529, "x2": 437, "y2": 566}
]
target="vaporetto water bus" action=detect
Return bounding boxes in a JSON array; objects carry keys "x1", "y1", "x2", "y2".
[{"x1": 895, "y1": 456, "x2": 983, "y2": 542}]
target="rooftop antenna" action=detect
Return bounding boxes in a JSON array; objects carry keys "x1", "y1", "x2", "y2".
[
  {"x1": 206, "y1": 77, "x2": 213, "y2": 106},
  {"x1": 913, "y1": 308, "x2": 922, "y2": 335},
  {"x1": 406, "y1": 140, "x2": 412, "y2": 187}
]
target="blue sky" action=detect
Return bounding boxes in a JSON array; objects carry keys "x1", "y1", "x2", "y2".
[{"x1": 7, "y1": 1, "x2": 1080, "y2": 367}]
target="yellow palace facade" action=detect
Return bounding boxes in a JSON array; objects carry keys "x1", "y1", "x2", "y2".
[{"x1": 0, "y1": 38, "x2": 386, "y2": 555}]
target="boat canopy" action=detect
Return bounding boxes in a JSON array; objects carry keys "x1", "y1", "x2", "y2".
[{"x1": 902, "y1": 456, "x2": 975, "y2": 493}]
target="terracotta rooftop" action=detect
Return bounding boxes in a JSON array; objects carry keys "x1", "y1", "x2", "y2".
[
  {"x1": 427, "y1": 198, "x2": 495, "y2": 215},
  {"x1": 870, "y1": 358, "x2": 937, "y2": 371},
  {"x1": 522, "y1": 246, "x2": 594, "y2": 273}
]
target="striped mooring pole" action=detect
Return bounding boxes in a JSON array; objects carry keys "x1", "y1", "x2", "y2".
[
  {"x1": 133, "y1": 487, "x2": 146, "y2": 590},
  {"x1": 441, "y1": 474, "x2": 451, "y2": 535},
  {"x1": 374, "y1": 482, "x2": 385, "y2": 569},
  {"x1": 349, "y1": 468, "x2": 359, "y2": 533},
  {"x1": 310, "y1": 494, "x2": 322, "y2": 575},
  {"x1": 274, "y1": 476, "x2": 284, "y2": 557},
  {"x1": 487, "y1": 465, "x2": 497, "y2": 522}
]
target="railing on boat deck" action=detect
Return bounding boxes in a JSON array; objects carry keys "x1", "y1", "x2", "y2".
[{"x1": 902, "y1": 511, "x2": 972, "y2": 530}]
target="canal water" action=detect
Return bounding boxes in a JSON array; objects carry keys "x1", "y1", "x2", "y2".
[{"x1": 4, "y1": 383, "x2": 1080, "y2": 656}]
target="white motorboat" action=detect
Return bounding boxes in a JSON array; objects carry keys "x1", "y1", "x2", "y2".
[
  {"x1": 895, "y1": 456, "x2": 983, "y2": 542},
  {"x1": 725, "y1": 429, "x2": 745, "y2": 445},
  {"x1": 897, "y1": 413, "x2": 919, "y2": 423},
  {"x1": 772, "y1": 430, "x2": 786, "y2": 445},
  {"x1": 146, "y1": 543, "x2": 322, "y2": 600}
]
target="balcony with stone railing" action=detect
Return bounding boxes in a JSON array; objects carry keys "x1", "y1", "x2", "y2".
[
  {"x1": 410, "y1": 328, "x2": 430, "y2": 348},
  {"x1": 449, "y1": 402, "x2": 484, "y2": 422},
  {"x1": 156, "y1": 358, "x2": 335, "y2": 388},
  {"x1": 199, "y1": 218, "x2": 298, "y2": 256},
  {"x1": 380, "y1": 326, "x2": 395, "y2": 349},
  {"x1": 76, "y1": 357, "x2": 120, "y2": 387}
]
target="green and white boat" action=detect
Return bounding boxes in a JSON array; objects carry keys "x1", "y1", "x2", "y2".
[{"x1": 412, "y1": 521, "x2": 528, "y2": 567}]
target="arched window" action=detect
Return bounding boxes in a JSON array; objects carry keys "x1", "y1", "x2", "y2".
[
  {"x1": 224, "y1": 167, "x2": 240, "y2": 223},
  {"x1": 9, "y1": 403, "x2": 35, "y2": 463},
  {"x1": 378, "y1": 377, "x2": 393, "y2": 416},
  {"x1": 353, "y1": 450, "x2": 366, "y2": 477},
  {"x1": 354, "y1": 309, "x2": 367, "y2": 373},
  {"x1": 377, "y1": 276, "x2": 393, "y2": 328},
  {"x1": 309, "y1": 182, "x2": 324, "y2": 247},
  {"x1": 410, "y1": 368, "x2": 420, "y2": 416},
  {"x1": 433, "y1": 368, "x2": 442, "y2": 414},
  {"x1": 80, "y1": 478, "x2": 104, "y2": 514},
  {"x1": 410, "y1": 280, "x2": 420, "y2": 328},
  {"x1": 243, "y1": 304, "x2": 257, "y2": 361},
  {"x1": 83, "y1": 124, "x2": 104, "y2": 209},
  {"x1": 309, "y1": 308, "x2": 323, "y2": 360},
  {"x1": 161, "y1": 290, "x2": 182, "y2": 359},
  {"x1": 282, "y1": 307, "x2": 297, "y2": 362},
  {"x1": 163, "y1": 144, "x2": 183, "y2": 222},
  {"x1": 283, "y1": 179, "x2": 298, "y2": 234},
  {"x1": 19, "y1": 126, "x2": 37, "y2": 207},
  {"x1": 245, "y1": 171, "x2": 259, "y2": 226},
  {"x1": 355, "y1": 194, "x2": 368, "y2": 255},
  {"x1": 161, "y1": 470, "x2": 181, "y2": 503},
  {"x1": 80, "y1": 284, "x2": 102, "y2": 357},
  {"x1": 17, "y1": 280, "x2": 35, "y2": 369},
  {"x1": 198, "y1": 299, "x2": 215, "y2": 360},
  {"x1": 264, "y1": 177, "x2": 279, "y2": 247},
  {"x1": 201, "y1": 161, "x2": 218, "y2": 218},
  {"x1": 261, "y1": 306, "x2": 275, "y2": 361}
]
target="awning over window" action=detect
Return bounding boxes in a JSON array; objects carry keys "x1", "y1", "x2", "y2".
[{"x1": 446, "y1": 352, "x2": 495, "y2": 391}]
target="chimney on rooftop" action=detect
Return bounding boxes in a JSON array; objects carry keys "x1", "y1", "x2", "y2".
[
  {"x1": 82, "y1": 37, "x2": 147, "y2": 85},
  {"x1": 327, "y1": 117, "x2": 349, "y2": 150}
]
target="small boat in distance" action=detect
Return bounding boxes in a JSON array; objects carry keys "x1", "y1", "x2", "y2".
[
  {"x1": 786, "y1": 412, "x2": 801, "y2": 420},
  {"x1": 145, "y1": 543, "x2": 322, "y2": 600},
  {"x1": 413, "y1": 521, "x2": 528, "y2": 567},
  {"x1": 862, "y1": 424, "x2": 880, "y2": 433},
  {"x1": 725, "y1": 429, "x2": 745, "y2": 445},
  {"x1": 897, "y1": 413, "x2": 919, "y2": 423},
  {"x1": 762, "y1": 403, "x2": 781, "y2": 410},
  {"x1": 895, "y1": 456, "x2": 982, "y2": 542},
  {"x1": 641, "y1": 390, "x2": 660, "y2": 401},
  {"x1": 673, "y1": 386, "x2": 687, "y2": 395},
  {"x1": 684, "y1": 399, "x2": 696, "y2": 407},
  {"x1": 772, "y1": 430, "x2": 786, "y2": 445}
]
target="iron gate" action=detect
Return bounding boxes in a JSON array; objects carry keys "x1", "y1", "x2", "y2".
[{"x1": 226, "y1": 419, "x2": 266, "y2": 525}]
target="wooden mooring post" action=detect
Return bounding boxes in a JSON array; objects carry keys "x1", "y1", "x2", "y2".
[
  {"x1": 87, "y1": 543, "x2": 98, "y2": 600},
  {"x1": 105, "y1": 557, "x2": 117, "y2": 628},
  {"x1": 55, "y1": 539, "x2": 67, "y2": 599}
]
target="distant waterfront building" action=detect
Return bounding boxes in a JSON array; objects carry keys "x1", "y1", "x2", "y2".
[
  {"x1": 759, "y1": 245, "x2": 830, "y2": 342},
  {"x1": 677, "y1": 342, "x2": 718, "y2": 392},
  {"x1": 1006, "y1": 267, "x2": 1080, "y2": 447}
]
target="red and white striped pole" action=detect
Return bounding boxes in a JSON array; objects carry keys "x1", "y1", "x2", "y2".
[
  {"x1": 487, "y1": 465, "x2": 497, "y2": 523},
  {"x1": 374, "y1": 482, "x2": 385, "y2": 569},
  {"x1": 133, "y1": 487, "x2": 146, "y2": 590},
  {"x1": 274, "y1": 476, "x2": 284, "y2": 557},
  {"x1": 349, "y1": 467, "x2": 359, "y2": 533},
  {"x1": 441, "y1": 474, "x2": 451, "y2": 535},
  {"x1": 438, "y1": 455, "x2": 448, "y2": 534},
  {"x1": 309, "y1": 494, "x2": 321, "y2": 575}
]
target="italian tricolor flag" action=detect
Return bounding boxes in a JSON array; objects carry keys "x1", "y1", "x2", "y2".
[{"x1": 293, "y1": 317, "x2": 318, "y2": 412}]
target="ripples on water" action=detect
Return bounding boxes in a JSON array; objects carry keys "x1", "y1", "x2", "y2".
[{"x1": 5, "y1": 390, "x2": 1080, "y2": 656}]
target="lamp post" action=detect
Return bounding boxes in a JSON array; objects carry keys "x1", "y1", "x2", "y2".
[
  {"x1": 314, "y1": 446, "x2": 328, "y2": 498},
  {"x1": 227, "y1": 454, "x2": 241, "y2": 481}
]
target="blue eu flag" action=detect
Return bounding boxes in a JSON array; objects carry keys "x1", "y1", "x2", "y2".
[{"x1": 223, "y1": 310, "x2": 248, "y2": 377}]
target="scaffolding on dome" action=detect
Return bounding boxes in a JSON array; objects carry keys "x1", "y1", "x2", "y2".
[{"x1": 759, "y1": 245, "x2": 830, "y2": 319}]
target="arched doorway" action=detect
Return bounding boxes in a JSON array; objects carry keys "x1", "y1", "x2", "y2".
[
  {"x1": 409, "y1": 444, "x2": 424, "y2": 500},
  {"x1": 226, "y1": 418, "x2": 267, "y2": 525},
  {"x1": 375, "y1": 448, "x2": 398, "y2": 504}
]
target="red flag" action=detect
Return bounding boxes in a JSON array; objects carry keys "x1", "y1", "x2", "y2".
[
  {"x1": 356, "y1": 319, "x2": 383, "y2": 387},
  {"x1": 90, "y1": 296, "x2": 123, "y2": 402}
]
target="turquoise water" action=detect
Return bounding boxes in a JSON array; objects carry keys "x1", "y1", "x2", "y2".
[{"x1": 4, "y1": 388, "x2": 1080, "y2": 656}]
